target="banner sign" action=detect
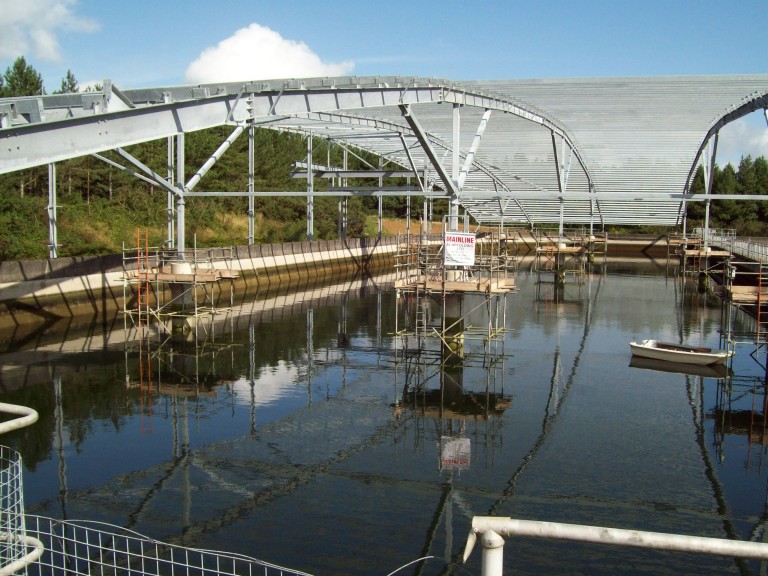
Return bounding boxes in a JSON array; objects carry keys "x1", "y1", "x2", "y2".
[{"x1": 444, "y1": 232, "x2": 476, "y2": 266}]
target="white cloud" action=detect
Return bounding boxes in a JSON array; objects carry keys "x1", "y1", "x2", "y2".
[
  {"x1": 716, "y1": 112, "x2": 768, "y2": 167},
  {"x1": 185, "y1": 23, "x2": 355, "y2": 84},
  {"x1": 0, "y1": 0, "x2": 98, "y2": 62}
]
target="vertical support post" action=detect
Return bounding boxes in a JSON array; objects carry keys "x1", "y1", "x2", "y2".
[
  {"x1": 478, "y1": 529, "x2": 505, "y2": 576},
  {"x1": 406, "y1": 193, "x2": 411, "y2": 240},
  {"x1": 551, "y1": 131, "x2": 565, "y2": 240},
  {"x1": 47, "y1": 163, "x2": 58, "y2": 259},
  {"x1": 703, "y1": 132, "x2": 719, "y2": 250},
  {"x1": 378, "y1": 157, "x2": 383, "y2": 239},
  {"x1": 248, "y1": 122, "x2": 255, "y2": 245},
  {"x1": 306, "y1": 133, "x2": 314, "y2": 241},
  {"x1": 166, "y1": 136, "x2": 175, "y2": 250},
  {"x1": 175, "y1": 132, "x2": 186, "y2": 257},
  {"x1": 340, "y1": 147, "x2": 348, "y2": 240},
  {"x1": 450, "y1": 103, "x2": 461, "y2": 231}
]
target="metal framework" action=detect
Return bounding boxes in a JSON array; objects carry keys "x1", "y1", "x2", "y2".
[{"x1": 1, "y1": 75, "x2": 767, "y2": 254}]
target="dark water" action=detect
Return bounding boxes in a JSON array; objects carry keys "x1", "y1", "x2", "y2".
[{"x1": 2, "y1": 261, "x2": 767, "y2": 575}]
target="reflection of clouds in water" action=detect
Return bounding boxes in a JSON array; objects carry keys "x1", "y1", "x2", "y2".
[{"x1": 229, "y1": 360, "x2": 300, "y2": 406}]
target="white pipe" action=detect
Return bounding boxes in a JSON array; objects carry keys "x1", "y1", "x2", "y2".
[
  {"x1": 0, "y1": 403, "x2": 38, "y2": 435},
  {"x1": 0, "y1": 535, "x2": 44, "y2": 576},
  {"x1": 479, "y1": 528, "x2": 504, "y2": 576},
  {"x1": 465, "y1": 516, "x2": 768, "y2": 569}
]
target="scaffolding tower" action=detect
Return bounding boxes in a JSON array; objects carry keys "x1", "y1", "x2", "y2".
[
  {"x1": 533, "y1": 227, "x2": 607, "y2": 283},
  {"x1": 122, "y1": 231, "x2": 239, "y2": 332}
]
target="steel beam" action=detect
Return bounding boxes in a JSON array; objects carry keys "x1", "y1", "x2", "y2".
[{"x1": 398, "y1": 104, "x2": 459, "y2": 198}]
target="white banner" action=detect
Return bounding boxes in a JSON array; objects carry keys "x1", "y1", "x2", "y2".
[{"x1": 444, "y1": 232, "x2": 476, "y2": 266}]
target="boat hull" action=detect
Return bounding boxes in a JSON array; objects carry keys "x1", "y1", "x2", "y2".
[{"x1": 629, "y1": 340, "x2": 733, "y2": 366}]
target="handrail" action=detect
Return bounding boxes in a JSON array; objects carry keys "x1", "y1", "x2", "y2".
[
  {"x1": 464, "y1": 516, "x2": 768, "y2": 576},
  {"x1": 0, "y1": 403, "x2": 38, "y2": 435},
  {"x1": 0, "y1": 535, "x2": 44, "y2": 576}
]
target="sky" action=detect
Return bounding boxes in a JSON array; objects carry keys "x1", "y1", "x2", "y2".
[{"x1": 1, "y1": 0, "x2": 766, "y2": 166}]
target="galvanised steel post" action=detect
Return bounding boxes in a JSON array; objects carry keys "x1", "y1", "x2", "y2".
[
  {"x1": 166, "y1": 136, "x2": 175, "y2": 250},
  {"x1": 47, "y1": 163, "x2": 57, "y2": 259},
  {"x1": 248, "y1": 122, "x2": 255, "y2": 245},
  {"x1": 306, "y1": 134, "x2": 314, "y2": 241},
  {"x1": 703, "y1": 133, "x2": 719, "y2": 250},
  {"x1": 450, "y1": 103, "x2": 460, "y2": 231},
  {"x1": 176, "y1": 133, "x2": 186, "y2": 256}
]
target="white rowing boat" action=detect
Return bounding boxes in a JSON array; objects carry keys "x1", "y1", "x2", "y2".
[{"x1": 629, "y1": 339, "x2": 733, "y2": 366}]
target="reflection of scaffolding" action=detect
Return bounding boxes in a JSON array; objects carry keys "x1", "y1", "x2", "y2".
[
  {"x1": 393, "y1": 224, "x2": 515, "y2": 472},
  {"x1": 711, "y1": 374, "x2": 768, "y2": 472},
  {"x1": 122, "y1": 231, "x2": 239, "y2": 329},
  {"x1": 533, "y1": 227, "x2": 607, "y2": 283},
  {"x1": 123, "y1": 312, "x2": 237, "y2": 407}
]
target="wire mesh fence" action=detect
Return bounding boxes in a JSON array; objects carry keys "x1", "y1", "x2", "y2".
[
  {"x1": 24, "y1": 516, "x2": 313, "y2": 576},
  {"x1": 0, "y1": 401, "x2": 310, "y2": 576},
  {"x1": 0, "y1": 445, "x2": 30, "y2": 571}
]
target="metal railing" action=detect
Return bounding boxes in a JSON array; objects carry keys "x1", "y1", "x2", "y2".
[
  {"x1": 463, "y1": 516, "x2": 768, "y2": 576},
  {"x1": 0, "y1": 400, "x2": 314, "y2": 576},
  {"x1": 23, "y1": 517, "x2": 311, "y2": 576}
]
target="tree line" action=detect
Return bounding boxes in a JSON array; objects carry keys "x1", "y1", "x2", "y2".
[
  {"x1": 687, "y1": 157, "x2": 768, "y2": 235},
  {"x1": 0, "y1": 56, "x2": 79, "y2": 96}
]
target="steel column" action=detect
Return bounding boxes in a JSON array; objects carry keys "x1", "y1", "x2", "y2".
[
  {"x1": 378, "y1": 157, "x2": 383, "y2": 238},
  {"x1": 166, "y1": 136, "x2": 175, "y2": 249},
  {"x1": 703, "y1": 133, "x2": 719, "y2": 249},
  {"x1": 176, "y1": 133, "x2": 186, "y2": 256},
  {"x1": 450, "y1": 103, "x2": 461, "y2": 230},
  {"x1": 306, "y1": 134, "x2": 314, "y2": 241},
  {"x1": 248, "y1": 123, "x2": 255, "y2": 245},
  {"x1": 47, "y1": 163, "x2": 58, "y2": 258}
]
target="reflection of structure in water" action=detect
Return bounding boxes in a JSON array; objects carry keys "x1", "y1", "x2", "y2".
[
  {"x1": 710, "y1": 374, "x2": 768, "y2": 470},
  {"x1": 125, "y1": 313, "x2": 236, "y2": 396},
  {"x1": 393, "y1": 226, "x2": 515, "y2": 477},
  {"x1": 403, "y1": 387, "x2": 510, "y2": 420},
  {"x1": 710, "y1": 409, "x2": 768, "y2": 445}
]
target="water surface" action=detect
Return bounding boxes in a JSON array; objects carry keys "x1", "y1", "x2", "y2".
[{"x1": 2, "y1": 262, "x2": 767, "y2": 575}]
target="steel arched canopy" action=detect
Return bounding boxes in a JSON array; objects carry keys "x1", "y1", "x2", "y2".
[{"x1": 1, "y1": 74, "x2": 767, "y2": 228}]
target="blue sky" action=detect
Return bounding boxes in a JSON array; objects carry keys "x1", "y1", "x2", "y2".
[{"x1": 1, "y1": 0, "x2": 766, "y2": 165}]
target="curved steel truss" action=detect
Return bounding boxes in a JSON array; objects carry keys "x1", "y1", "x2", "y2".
[{"x1": 1, "y1": 74, "x2": 767, "y2": 233}]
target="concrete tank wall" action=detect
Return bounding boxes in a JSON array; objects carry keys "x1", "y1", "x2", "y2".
[{"x1": 0, "y1": 237, "x2": 400, "y2": 322}]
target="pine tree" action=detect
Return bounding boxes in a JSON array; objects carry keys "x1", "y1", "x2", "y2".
[
  {"x1": 3, "y1": 56, "x2": 45, "y2": 96},
  {"x1": 54, "y1": 69, "x2": 79, "y2": 94}
]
